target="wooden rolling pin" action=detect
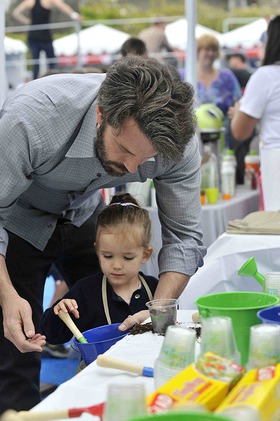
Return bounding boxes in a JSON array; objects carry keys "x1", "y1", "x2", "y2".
[
  {"x1": 58, "y1": 311, "x2": 88, "y2": 344},
  {"x1": 97, "y1": 354, "x2": 154, "y2": 377}
]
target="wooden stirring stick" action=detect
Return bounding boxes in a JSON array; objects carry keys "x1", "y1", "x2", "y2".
[{"x1": 58, "y1": 311, "x2": 88, "y2": 343}]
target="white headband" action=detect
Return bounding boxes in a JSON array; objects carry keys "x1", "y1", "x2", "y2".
[{"x1": 109, "y1": 202, "x2": 140, "y2": 208}]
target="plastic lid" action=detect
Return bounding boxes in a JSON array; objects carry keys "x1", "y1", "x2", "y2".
[
  {"x1": 249, "y1": 150, "x2": 258, "y2": 155},
  {"x1": 225, "y1": 149, "x2": 234, "y2": 156},
  {"x1": 222, "y1": 193, "x2": 231, "y2": 200}
]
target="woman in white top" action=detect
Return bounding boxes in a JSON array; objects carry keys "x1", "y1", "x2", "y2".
[{"x1": 231, "y1": 15, "x2": 280, "y2": 210}]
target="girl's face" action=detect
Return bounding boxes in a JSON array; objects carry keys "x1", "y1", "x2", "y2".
[{"x1": 96, "y1": 228, "x2": 152, "y2": 288}]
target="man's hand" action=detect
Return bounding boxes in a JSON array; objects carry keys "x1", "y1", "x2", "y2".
[
  {"x1": 118, "y1": 272, "x2": 190, "y2": 331},
  {"x1": 118, "y1": 310, "x2": 150, "y2": 331},
  {"x1": 2, "y1": 294, "x2": 46, "y2": 353}
]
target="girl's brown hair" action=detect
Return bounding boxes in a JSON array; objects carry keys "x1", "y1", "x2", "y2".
[{"x1": 96, "y1": 193, "x2": 151, "y2": 251}]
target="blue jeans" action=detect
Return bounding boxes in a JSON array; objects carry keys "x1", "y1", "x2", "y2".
[{"x1": 28, "y1": 40, "x2": 56, "y2": 79}]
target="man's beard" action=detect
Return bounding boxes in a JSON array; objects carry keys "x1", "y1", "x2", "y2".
[{"x1": 95, "y1": 121, "x2": 129, "y2": 177}]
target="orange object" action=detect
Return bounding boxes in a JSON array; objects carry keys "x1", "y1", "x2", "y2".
[
  {"x1": 222, "y1": 194, "x2": 231, "y2": 200},
  {"x1": 201, "y1": 191, "x2": 206, "y2": 205}
]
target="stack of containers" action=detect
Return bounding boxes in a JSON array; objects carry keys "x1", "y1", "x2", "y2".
[{"x1": 221, "y1": 149, "x2": 236, "y2": 200}]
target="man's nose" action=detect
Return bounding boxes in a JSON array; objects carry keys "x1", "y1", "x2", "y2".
[{"x1": 123, "y1": 157, "x2": 141, "y2": 174}]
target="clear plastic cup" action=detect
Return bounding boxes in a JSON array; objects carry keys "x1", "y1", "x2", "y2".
[
  {"x1": 247, "y1": 323, "x2": 280, "y2": 370},
  {"x1": 200, "y1": 316, "x2": 240, "y2": 364},
  {"x1": 154, "y1": 358, "x2": 183, "y2": 388},
  {"x1": 103, "y1": 383, "x2": 147, "y2": 421},
  {"x1": 158, "y1": 325, "x2": 196, "y2": 368},
  {"x1": 146, "y1": 298, "x2": 178, "y2": 334}
]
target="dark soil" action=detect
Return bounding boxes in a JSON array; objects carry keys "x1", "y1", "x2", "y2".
[{"x1": 128, "y1": 323, "x2": 201, "y2": 339}]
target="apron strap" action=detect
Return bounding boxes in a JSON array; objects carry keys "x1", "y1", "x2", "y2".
[{"x1": 102, "y1": 274, "x2": 154, "y2": 325}]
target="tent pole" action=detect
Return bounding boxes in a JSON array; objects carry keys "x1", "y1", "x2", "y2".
[
  {"x1": 184, "y1": 0, "x2": 197, "y2": 95},
  {"x1": 0, "y1": 1, "x2": 7, "y2": 107}
]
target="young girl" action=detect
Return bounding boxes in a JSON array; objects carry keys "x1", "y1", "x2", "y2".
[{"x1": 41, "y1": 193, "x2": 158, "y2": 345}]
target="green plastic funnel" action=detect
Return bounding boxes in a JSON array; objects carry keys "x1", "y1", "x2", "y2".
[{"x1": 238, "y1": 257, "x2": 265, "y2": 287}]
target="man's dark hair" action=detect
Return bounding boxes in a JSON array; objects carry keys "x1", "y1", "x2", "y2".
[
  {"x1": 227, "y1": 52, "x2": 246, "y2": 63},
  {"x1": 98, "y1": 56, "x2": 196, "y2": 161},
  {"x1": 121, "y1": 37, "x2": 147, "y2": 57}
]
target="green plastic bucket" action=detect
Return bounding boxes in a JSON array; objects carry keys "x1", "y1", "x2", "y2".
[
  {"x1": 127, "y1": 412, "x2": 231, "y2": 421},
  {"x1": 195, "y1": 291, "x2": 279, "y2": 366}
]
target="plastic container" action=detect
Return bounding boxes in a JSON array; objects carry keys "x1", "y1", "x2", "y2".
[
  {"x1": 264, "y1": 272, "x2": 280, "y2": 298},
  {"x1": 244, "y1": 150, "x2": 260, "y2": 190},
  {"x1": 199, "y1": 316, "x2": 240, "y2": 364},
  {"x1": 224, "y1": 149, "x2": 237, "y2": 169},
  {"x1": 73, "y1": 323, "x2": 130, "y2": 365},
  {"x1": 246, "y1": 323, "x2": 280, "y2": 370},
  {"x1": 146, "y1": 298, "x2": 178, "y2": 334},
  {"x1": 221, "y1": 157, "x2": 235, "y2": 199},
  {"x1": 257, "y1": 305, "x2": 280, "y2": 324},
  {"x1": 195, "y1": 291, "x2": 279, "y2": 366},
  {"x1": 201, "y1": 144, "x2": 219, "y2": 191}
]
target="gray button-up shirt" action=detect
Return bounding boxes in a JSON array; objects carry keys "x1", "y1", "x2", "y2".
[{"x1": 0, "y1": 72, "x2": 206, "y2": 277}]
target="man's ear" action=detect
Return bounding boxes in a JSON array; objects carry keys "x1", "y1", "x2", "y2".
[
  {"x1": 141, "y1": 246, "x2": 153, "y2": 264},
  {"x1": 96, "y1": 104, "x2": 103, "y2": 126}
]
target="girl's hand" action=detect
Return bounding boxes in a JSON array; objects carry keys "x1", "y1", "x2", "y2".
[
  {"x1": 54, "y1": 299, "x2": 79, "y2": 319},
  {"x1": 118, "y1": 310, "x2": 150, "y2": 331}
]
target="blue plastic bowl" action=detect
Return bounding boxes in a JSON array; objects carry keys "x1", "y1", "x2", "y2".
[
  {"x1": 73, "y1": 323, "x2": 130, "y2": 365},
  {"x1": 257, "y1": 305, "x2": 280, "y2": 324}
]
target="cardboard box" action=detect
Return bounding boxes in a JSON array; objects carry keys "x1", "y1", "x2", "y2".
[
  {"x1": 148, "y1": 353, "x2": 244, "y2": 413},
  {"x1": 216, "y1": 364, "x2": 280, "y2": 421}
]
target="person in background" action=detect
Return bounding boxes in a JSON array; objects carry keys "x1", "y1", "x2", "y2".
[
  {"x1": 226, "y1": 51, "x2": 255, "y2": 184},
  {"x1": 196, "y1": 34, "x2": 242, "y2": 148},
  {"x1": 41, "y1": 193, "x2": 157, "y2": 362},
  {"x1": 12, "y1": 0, "x2": 82, "y2": 79},
  {"x1": 231, "y1": 15, "x2": 280, "y2": 209},
  {"x1": 120, "y1": 37, "x2": 147, "y2": 57},
  {"x1": 226, "y1": 52, "x2": 253, "y2": 94},
  {"x1": 138, "y1": 19, "x2": 176, "y2": 66},
  {"x1": 0, "y1": 56, "x2": 206, "y2": 411}
]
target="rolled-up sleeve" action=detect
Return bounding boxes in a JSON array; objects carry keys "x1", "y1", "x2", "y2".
[
  {"x1": 154, "y1": 136, "x2": 206, "y2": 277},
  {"x1": 0, "y1": 108, "x2": 37, "y2": 256}
]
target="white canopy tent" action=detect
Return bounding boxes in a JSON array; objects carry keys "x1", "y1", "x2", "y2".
[
  {"x1": 5, "y1": 36, "x2": 27, "y2": 90},
  {"x1": 220, "y1": 18, "x2": 267, "y2": 48},
  {"x1": 53, "y1": 23, "x2": 130, "y2": 56},
  {"x1": 165, "y1": 18, "x2": 222, "y2": 52},
  {"x1": 4, "y1": 36, "x2": 27, "y2": 55}
]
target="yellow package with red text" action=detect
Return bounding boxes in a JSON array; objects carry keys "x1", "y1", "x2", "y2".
[
  {"x1": 148, "y1": 352, "x2": 244, "y2": 414},
  {"x1": 216, "y1": 364, "x2": 280, "y2": 421}
]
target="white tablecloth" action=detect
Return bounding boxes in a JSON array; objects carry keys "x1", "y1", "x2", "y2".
[
  {"x1": 179, "y1": 232, "x2": 280, "y2": 310},
  {"x1": 142, "y1": 186, "x2": 260, "y2": 278},
  {"x1": 32, "y1": 311, "x2": 197, "y2": 419}
]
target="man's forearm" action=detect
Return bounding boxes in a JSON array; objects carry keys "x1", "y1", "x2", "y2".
[
  {"x1": 0, "y1": 254, "x2": 17, "y2": 307},
  {"x1": 154, "y1": 272, "x2": 190, "y2": 300}
]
